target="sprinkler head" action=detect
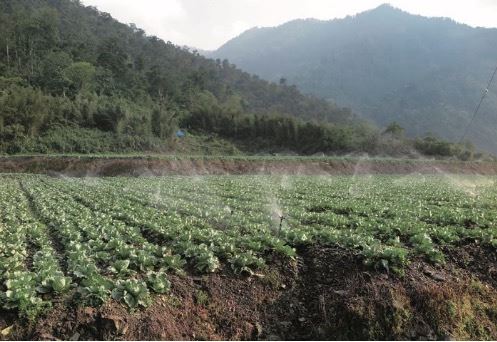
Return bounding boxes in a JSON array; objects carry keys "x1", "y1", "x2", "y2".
[{"x1": 278, "y1": 215, "x2": 286, "y2": 237}]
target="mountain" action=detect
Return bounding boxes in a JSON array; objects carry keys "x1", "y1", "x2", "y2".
[
  {"x1": 210, "y1": 4, "x2": 497, "y2": 153},
  {"x1": 0, "y1": 0, "x2": 374, "y2": 155}
]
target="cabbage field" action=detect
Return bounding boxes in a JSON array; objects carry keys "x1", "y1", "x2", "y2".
[{"x1": 1, "y1": 173, "x2": 497, "y2": 322}]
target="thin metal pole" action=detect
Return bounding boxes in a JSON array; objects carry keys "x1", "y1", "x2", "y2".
[{"x1": 459, "y1": 63, "x2": 497, "y2": 144}]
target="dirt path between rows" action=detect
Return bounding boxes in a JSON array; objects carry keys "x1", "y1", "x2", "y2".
[{"x1": 1, "y1": 156, "x2": 497, "y2": 176}]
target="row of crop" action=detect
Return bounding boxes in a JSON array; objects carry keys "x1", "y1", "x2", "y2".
[
  {"x1": 20, "y1": 178, "x2": 174, "y2": 310},
  {"x1": 0, "y1": 178, "x2": 64, "y2": 319},
  {"x1": 89, "y1": 175, "x2": 497, "y2": 269},
  {"x1": 43, "y1": 177, "x2": 297, "y2": 274},
  {"x1": 44, "y1": 176, "x2": 407, "y2": 272},
  {"x1": 270, "y1": 176, "x2": 497, "y2": 264}
]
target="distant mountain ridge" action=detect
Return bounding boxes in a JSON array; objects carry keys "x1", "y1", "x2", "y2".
[{"x1": 210, "y1": 4, "x2": 497, "y2": 153}]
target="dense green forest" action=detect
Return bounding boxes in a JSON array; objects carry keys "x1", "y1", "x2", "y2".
[
  {"x1": 0, "y1": 0, "x2": 479, "y2": 158},
  {"x1": 211, "y1": 4, "x2": 497, "y2": 154}
]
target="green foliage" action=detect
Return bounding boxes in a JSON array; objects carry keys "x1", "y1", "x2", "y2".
[
  {"x1": 229, "y1": 251, "x2": 265, "y2": 274},
  {"x1": 36, "y1": 51, "x2": 72, "y2": 95},
  {"x1": 157, "y1": 250, "x2": 187, "y2": 273},
  {"x1": 0, "y1": 0, "x2": 374, "y2": 156},
  {"x1": 0, "y1": 85, "x2": 49, "y2": 138},
  {"x1": 410, "y1": 233, "x2": 445, "y2": 264},
  {"x1": 34, "y1": 250, "x2": 72, "y2": 294},
  {"x1": 77, "y1": 276, "x2": 114, "y2": 307},
  {"x1": 64, "y1": 62, "x2": 96, "y2": 94},
  {"x1": 194, "y1": 289, "x2": 209, "y2": 306},
  {"x1": 108, "y1": 259, "x2": 132, "y2": 276},
  {"x1": 415, "y1": 136, "x2": 475, "y2": 160},
  {"x1": 49, "y1": 275, "x2": 72, "y2": 294},
  {"x1": 111, "y1": 279, "x2": 152, "y2": 309},
  {"x1": 186, "y1": 244, "x2": 220, "y2": 273},
  {"x1": 1, "y1": 173, "x2": 497, "y2": 321},
  {"x1": 146, "y1": 271, "x2": 171, "y2": 294},
  {"x1": 2, "y1": 271, "x2": 51, "y2": 320},
  {"x1": 383, "y1": 122, "x2": 405, "y2": 139},
  {"x1": 183, "y1": 109, "x2": 381, "y2": 154}
]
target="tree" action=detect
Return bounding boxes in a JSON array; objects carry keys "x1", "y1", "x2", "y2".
[
  {"x1": 36, "y1": 51, "x2": 72, "y2": 95},
  {"x1": 93, "y1": 101, "x2": 126, "y2": 133},
  {"x1": 97, "y1": 38, "x2": 128, "y2": 79},
  {"x1": 64, "y1": 62, "x2": 96, "y2": 94},
  {"x1": 383, "y1": 121, "x2": 405, "y2": 139},
  {"x1": 0, "y1": 85, "x2": 49, "y2": 137},
  {"x1": 151, "y1": 106, "x2": 177, "y2": 139}
]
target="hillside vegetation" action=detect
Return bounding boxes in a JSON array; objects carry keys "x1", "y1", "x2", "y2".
[
  {"x1": 0, "y1": 0, "x2": 477, "y2": 158},
  {"x1": 211, "y1": 4, "x2": 497, "y2": 154},
  {"x1": 0, "y1": 0, "x2": 360, "y2": 154}
]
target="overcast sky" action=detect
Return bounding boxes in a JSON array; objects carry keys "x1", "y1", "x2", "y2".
[{"x1": 80, "y1": 0, "x2": 497, "y2": 50}]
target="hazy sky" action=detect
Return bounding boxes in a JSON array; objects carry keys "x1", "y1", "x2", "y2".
[{"x1": 80, "y1": 0, "x2": 497, "y2": 50}]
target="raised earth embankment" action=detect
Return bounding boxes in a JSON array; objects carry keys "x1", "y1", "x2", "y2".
[{"x1": 1, "y1": 155, "x2": 497, "y2": 176}]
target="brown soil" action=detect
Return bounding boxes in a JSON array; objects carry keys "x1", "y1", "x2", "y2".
[
  {"x1": 443, "y1": 243, "x2": 497, "y2": 288},
  {"x1": 2, "y1": 245, "x2": 497, "y2": 341},
  {"x1": 1, "y1": 156, "x2": 497, "y2": 176}
]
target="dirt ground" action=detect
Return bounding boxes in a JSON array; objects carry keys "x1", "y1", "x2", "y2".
[
  {"x1": 1, "y1": 156, "x2": 497, "y2": 176},
  {"x1": 2, "y1": 244, "x2": 497, "y2": 341}
]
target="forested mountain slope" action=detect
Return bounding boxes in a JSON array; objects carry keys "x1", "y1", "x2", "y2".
[
  {"x1": 0, "y1": 0, "x2": 374, "y2": 155},
  {"x1": 211, "y1": 4, "x2": 497, "y2": 153}
]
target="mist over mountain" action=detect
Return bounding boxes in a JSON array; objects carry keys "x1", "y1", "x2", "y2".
[{"x1": 211, "y1": 4, "x2": 497, "y2": 153}]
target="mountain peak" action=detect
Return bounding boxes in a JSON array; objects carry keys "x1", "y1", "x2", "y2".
[
  {"x1": 373, "y1": 3, "x2": 399, "y2": 11},
  {"x1": 361, "y1": 3, "x2": 406, "y2": 16}
]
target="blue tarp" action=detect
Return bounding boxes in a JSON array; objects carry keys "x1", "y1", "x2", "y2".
[{"x1": 176, "y1": 130, "x2": 186, "y2": 138}]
